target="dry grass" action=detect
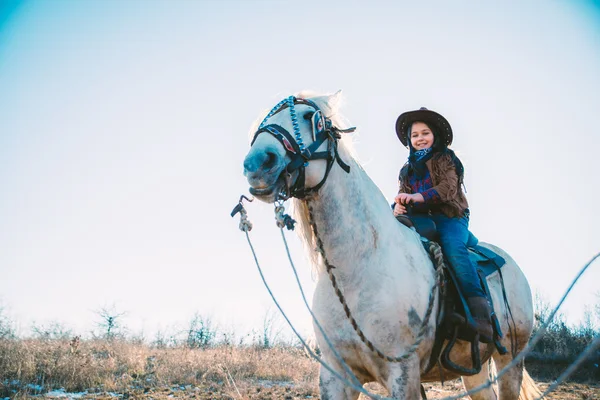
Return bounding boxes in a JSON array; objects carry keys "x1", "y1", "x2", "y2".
[
  {"x1": 0, "y1": 338, "x2": 318, "y2": 398},
  {"x1": 1, "y1": 338, "x2": 598, "y2": 399}
]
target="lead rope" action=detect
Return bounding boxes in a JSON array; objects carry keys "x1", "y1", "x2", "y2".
[
  {"x1": 306, "y1": 202, "x2": 443, "y2": 363},
  {"x1": 232, "y1": 197, "x2": 391, "y2": 400},
  {"x1": 234, "y1": 196, "x2": 600, "y2": 400}
]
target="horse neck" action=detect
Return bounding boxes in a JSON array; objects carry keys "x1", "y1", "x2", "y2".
[{"x1": 296, "y1": 148, "x2": 412, "y2": 278}]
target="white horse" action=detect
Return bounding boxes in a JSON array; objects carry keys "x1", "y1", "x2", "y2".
[{"x1": 243, "y1": 91, "x2": 541, "y2": 399}]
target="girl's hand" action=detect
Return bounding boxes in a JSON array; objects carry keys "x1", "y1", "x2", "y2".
[
  {"x1": 393, "y1": 203, "x2": 407, "y2": 216},
  {"x1": 395, "y1": 193, "x2": 420, "y2": 205}
]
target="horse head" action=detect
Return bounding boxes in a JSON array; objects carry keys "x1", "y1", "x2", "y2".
[{"x1": 243, "y1": 91, "x2": 353, "y2": 203}]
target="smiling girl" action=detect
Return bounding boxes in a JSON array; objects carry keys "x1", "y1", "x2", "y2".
[{"x1": 393, "y1": 107, "x2": 493, "y2": 342}]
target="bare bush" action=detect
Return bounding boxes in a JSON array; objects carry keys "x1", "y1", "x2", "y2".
[
  {"x1": 185, "y1": 313, "x2": 217, "y2": 349},
  {"x1": 257, "y1": 308, "x2": 284, "y2": 349},
  {"x1": 93, "y1": 305, "x2": 127, "y2": 341},
  {"x1": 31, "y1": 321, "x2": 73, "y2": 341},
  {"x1": 220, "y1": 325, "x2": 250, "y2": 347},
  {"x1": 151, "y1": 328, "x2": 179, "y2": 349},
  {"x1": 0, "y1": 303, "x2": 16, "y2": 339},
  {"x1": 527, "y1": 293, "x2": 600, "y2": 381},
  {"x1": 595, "y1": 291, "x2": 600, "y2": 321},
  {"x1": 532, "y1": 294, "x2": 598, "y2": 359}
]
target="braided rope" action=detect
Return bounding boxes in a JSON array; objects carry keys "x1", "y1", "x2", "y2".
[
  {"x1": 238, "y1": 208, "x2": 253, "y2": 232},
  {"x1": 287, "y1": 97, "x2": 306, "y2": 154},
  {"x1": 307, "y1": 202, "x2": 443, "y2": 362},
  {"x1": 259, "y1": 96, "x2": 308, "y2": 158},
  {"x1": 258, "y1": 97, "x2": 288, "y2": 129}
]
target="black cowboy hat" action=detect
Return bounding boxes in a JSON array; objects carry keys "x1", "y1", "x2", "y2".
[{"x1": 395, "y1": 107, "x2": 453, "y2": 148}]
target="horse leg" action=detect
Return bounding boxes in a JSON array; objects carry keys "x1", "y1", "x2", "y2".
[
  {"x1": 319, "y1": 365, "x2": 360, "y2": 400},
  {"x1": 386, "y1": 358, "x2": 421, "y2": 400},
  {"x1": 461, "y1": 359, "x2": 498, "y2": 400},
  {"x1": 492, "y1": 353, "x2": 523, "y2": 399},
  {"x1": 492, "y1": 353, "x2": 542, "y2": 400}
]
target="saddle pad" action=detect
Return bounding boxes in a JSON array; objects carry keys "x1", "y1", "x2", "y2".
[{"x1": 468, "y1": 244, "x2": 506, "y2": 278}]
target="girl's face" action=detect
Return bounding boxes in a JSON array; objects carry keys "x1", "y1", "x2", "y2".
[{"x1": 410, "y1": 122, "x2": 434, "y2": 150}]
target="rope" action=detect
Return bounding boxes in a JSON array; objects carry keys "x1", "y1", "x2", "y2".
[
  {"x1": 242, "y1": 228, "x2": 391, "y2": 400},
  {"x1": 278, "y1": 228, "x2": 383, "y2": 394},
  {"x1": 436, "y1": 251, "x2": 600, "y2": 400},
  {"x1": 234, "y1": 197, "x2": 600, "y2": 399},
  {"x1": 235, "y1": 198, "x2": 391, "y2": 398},
  {"x1": 307, "y1": 202, "x2": 442, "y2": 363},
  {"x1": 536, "y1": 335, "x2": 600, "y2": 398}
]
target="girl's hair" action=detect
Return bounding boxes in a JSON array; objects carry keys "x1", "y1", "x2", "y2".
[{"x1": 400, "y1": 123, "x2": 465, "y2": 186}]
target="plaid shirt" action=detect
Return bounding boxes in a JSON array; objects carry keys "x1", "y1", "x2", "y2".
[
  {"x1": 398, "y1": 154, "x2": 468, "y2": 218},
  {"x1": 407, "y1": 170, "x2": 442, "y2": 213}
]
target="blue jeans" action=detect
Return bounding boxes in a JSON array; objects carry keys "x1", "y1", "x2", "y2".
[{"x1": 430, "y1": 213, "x2": 485, "y2": 298}]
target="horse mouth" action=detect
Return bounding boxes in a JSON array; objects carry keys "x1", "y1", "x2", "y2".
[{"x1": 248, "y1": 173, "x2": 287, "y2": 200}]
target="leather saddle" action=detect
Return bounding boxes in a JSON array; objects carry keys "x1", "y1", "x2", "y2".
[{"x1": 395, "y1": 213, "x2": 511, "y2": 376}]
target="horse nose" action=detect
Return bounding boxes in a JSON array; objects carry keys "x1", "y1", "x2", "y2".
[{"x1": 244, "y1": 150, "x2": 279, "y2": 174}]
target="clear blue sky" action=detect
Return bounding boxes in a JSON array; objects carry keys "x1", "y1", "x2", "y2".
[{"x1": 1, "y1": 0, "x2": 599, "y2": 340}]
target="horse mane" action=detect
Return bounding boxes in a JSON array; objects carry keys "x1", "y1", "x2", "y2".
[
  {"x1": 247, "y1": 90, "x2": 359, "y2": 276},
  {"x1": 289, "y1": 91, "x2": 359, "y2": 276}
]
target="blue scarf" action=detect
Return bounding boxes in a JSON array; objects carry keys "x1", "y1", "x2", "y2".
[
  {"x1": 402, "y1": 145, "x2": 465, "y2": 185},
  {"x1": 414, "y1": 147, "x2": 433, "y2": 161},
  {"x1": 407, "y1": 145, "x2": 435, "y2": 179}
]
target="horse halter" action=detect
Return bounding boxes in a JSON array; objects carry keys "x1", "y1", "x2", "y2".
[{"x1": 250, "y1": 96, "x2": 355, "y2": 199}]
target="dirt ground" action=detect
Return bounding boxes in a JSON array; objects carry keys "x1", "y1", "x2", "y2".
[{"x1": 15, "y1": 379, "x2": 597, "y2": 399}]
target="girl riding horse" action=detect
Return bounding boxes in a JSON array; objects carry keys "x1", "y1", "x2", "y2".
[{"x1": 393, "y1": 107, "x2": 493, "y2": 342}]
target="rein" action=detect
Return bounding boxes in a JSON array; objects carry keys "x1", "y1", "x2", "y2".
[{"x1": 251, "y1": 96, "x2": 354, "y2": 199}]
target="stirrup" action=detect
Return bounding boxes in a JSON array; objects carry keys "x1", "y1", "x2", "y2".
[{"x1": 441, "y1": 326, "x2": 482, "y2": 376}]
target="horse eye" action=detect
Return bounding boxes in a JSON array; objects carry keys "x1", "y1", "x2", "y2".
[{"x1": 303, "y1": 111, "x2": 315, "y2": 120}]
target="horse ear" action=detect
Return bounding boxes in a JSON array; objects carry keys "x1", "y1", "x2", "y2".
[
  {"x1": 314, "y1": 90, "x2": 343, "y2": 115},
  {"x1": 327, "y1": 90, "x2": 343, "y2": 108}
]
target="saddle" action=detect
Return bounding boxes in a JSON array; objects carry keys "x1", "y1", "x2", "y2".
[{"x1": 396, "y1": 214, "x2": 511, "y2": 377}]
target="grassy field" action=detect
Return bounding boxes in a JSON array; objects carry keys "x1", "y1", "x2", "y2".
[{"x1": 1, "y1": 339, "x2": 598, "y2": 399}]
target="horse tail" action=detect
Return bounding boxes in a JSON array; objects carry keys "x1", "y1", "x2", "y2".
[{"x1": 519, "y1": 368, "x2": 544, "y2": 400}]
